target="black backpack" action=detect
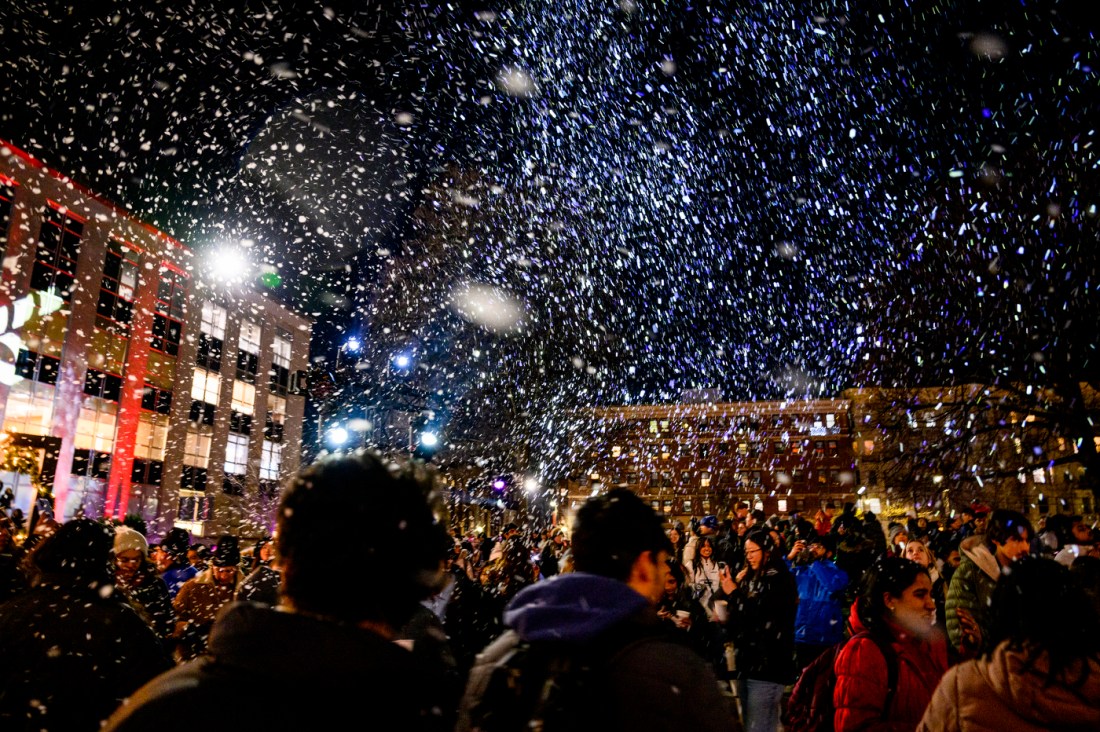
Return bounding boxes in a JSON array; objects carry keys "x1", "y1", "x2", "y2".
[
  {"x1": 781, "y1": 631, "x2": 898, "y2": 732},
  {"x1": 466, "y1": 630, "x2": 651, "y2": 732}
]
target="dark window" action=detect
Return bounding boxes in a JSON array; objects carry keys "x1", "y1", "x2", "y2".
[
  {"x1": 269, "y1": 364, "x2": 290, "y2": 396},
  {"x1": 222, "y1": 473, "x2": 245, "y2": 496},
  {"x1": 197, "y1": 333, "x2": 223, "y2": 371},
  {"x1": 96, "y1": 241, "x2": 140, "y2": 333},
  {"x1": 258, "y1": 480, "x2": 280, "y2": 500},
  {"x1": 83, "y1": 368, "x2": 123, "y2": 402},
  {"x1": 181, "y1": 465, "x2": 208, "y2": 492},
  {"x1": 73, "y1": 449, "x2": 113, "y2": 481},
  {"x1": 188, "y1": 400, "x2": 215, "y2": 426},
  {"x1": 264, "y1": 412, "x2": 284, "y2": 442},
  {"x1": 92, "y1": 452, "x2": 111, "y2": 479},
  {"x1": 32, "y1": 205, "x2": 83, "y2": 302},
  {"x1": 0, "y1": 181, "x2": 16, "y2": 247},
  {"x1": 14, "y1": 349, "x2": 60, "y2": 385},
  {"x1": 71, "y1": 449, "x2": 91, "y2": 475},
  {"x1": 235, "y1": 350, "x2": 258, "y2": 383},
  {"x1": 130, "y1": 458, "x2": 164, "y2": 486},
  {"x1": 229, "y1": 411, "x2": 252, "y2": 434},
  {"x1": 150, "y1": 269, "x2": 187, "y2": 357},
  {"x1": 140, "y1": 385, "x2": 173, "y2": 414}
]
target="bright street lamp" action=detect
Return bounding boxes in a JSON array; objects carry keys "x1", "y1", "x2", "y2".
[{"x1": 325, "y1": 426, "x2": 349, "y2": 448}]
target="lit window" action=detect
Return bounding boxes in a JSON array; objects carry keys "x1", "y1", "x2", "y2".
[
  {"x1": 272, "y1": 330, "x2": 291, "y2": 368},
  {"x1": 75, "y1": 401, "x2": 118, "y2": 452},
  {"x1": 191, "y1": 369, "x2": 221, "y2": 404},
  {"x1": 231, "y1": 380, "x2": 256, "y2": 415},
  {"x1": 826, "y1": 413, "x2": 836, "y2": 428},
  {"x1": 134, "y1": 414, "x2": 169, "y2": 460},
  {"x1": 224, "y1": 433, "x2": 249, "y2": 475},
  {"x1": 261, "y1": 440, "x2": 282, "y2": 481},
  {"x1": 184, "y1": 427, "x2": 212, "y2": 467},
  {"x1": 863, "y1": 440, "x2": 875, "y2": 455},
  {"x1": 200, "y1": 301, "x2": 227, "y2": 339},
  {"x1": 238, "y1": 320, "x2": 261, "y2": 354}
]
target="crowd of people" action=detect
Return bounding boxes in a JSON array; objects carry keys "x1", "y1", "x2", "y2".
[{"x1": 1, "y1": 469, "x2": 1099, "y2": 731}]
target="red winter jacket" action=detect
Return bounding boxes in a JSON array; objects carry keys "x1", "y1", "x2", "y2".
[{"x1": 833, "y1": 604, "x2": 948, "y2": 731}]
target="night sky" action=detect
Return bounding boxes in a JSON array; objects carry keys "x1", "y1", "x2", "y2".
[{"x1": 2, "y1": 1, "x2": 1098, "y2": 468}]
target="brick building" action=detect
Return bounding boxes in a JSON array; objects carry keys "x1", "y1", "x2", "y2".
[
  {"x1": 555, "y1": 399, "x2": 857, "y2": 526},
  {"x1": 0, "y1": 139, "x2": 310, "y2": 540}
]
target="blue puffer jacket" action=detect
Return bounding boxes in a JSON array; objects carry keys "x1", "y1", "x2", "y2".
[{"x1": 788, "y1": 558, "x2": 849, "y2": 645}]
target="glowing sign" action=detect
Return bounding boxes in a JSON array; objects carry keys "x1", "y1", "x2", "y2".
[{"x1": 0, "y1": 289, "x2": 65, "y2": 385}]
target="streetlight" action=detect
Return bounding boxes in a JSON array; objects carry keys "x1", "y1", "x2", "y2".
[{"x1": 324, "y1": 426, "x2": 349, "y2": 449}]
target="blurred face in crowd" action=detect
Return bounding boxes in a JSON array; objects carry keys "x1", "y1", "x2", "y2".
[
  {"x1": 152, "y1": 546, "x2": 174, "y2": 572},
  {"x1": 259, "y1": 542, "x2": 276, "y2": 562},
  {"x1": 1073, "y1": 520, "x2": 1093, "y2": 544},
  {"x1": 669, "y1": 527, "x2": 681, "y2": 544},
  {"x1": 664, "y1": 571, "x2": 680, "y2": 598},
  {"x1": 698, "y1": 540, "x2": 713, "y2": 559},
  {"x1": 745, "y1": 540, "x2": 765, "y2": 571},
  {"x1": 809, "y1": 541, "x2": 827, "y2": 561},
  {"x1": 211, "y1": 564, "x2": 238, "y2": 587},
  {"x1": 904, "y1": 540, "x2": 932, "y2": 568},
  {"x1": 994, "y1": 531, "x2": 1031, "y2": 565},
  {"x1": 887, "y1": 573, "x2": 936, "y2": 637},
  {"x1": 736, "y1": 521, "x2": 748, "y2": 537},
  {"x1": 943, "y1": 549, "x2": 962, "y2": 570},
  {"x1": 115, "y1": 549, "x2": 143, "y2": 581},
  {"x1": 973, "y1": 514, "x2": 988, "y2": 534}
]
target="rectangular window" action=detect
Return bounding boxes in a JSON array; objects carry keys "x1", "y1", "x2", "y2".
[
  {"x1": 224, "y1": 433, "x2": 248, "y2": 475},
  {"x1": 188, "y1": 400, "x2": 216, "y2": 426},
  {"x1": 71, "y1": 448, "x2": 111, "y2": 479},
  {"x1": 75, "y1": 400, "x2": 119, "y2": 452},
  {"x1": 239, "y1": 320, "x2": 261, "y2": 354},
  {"x1": 200, "y1": 301, "x2": 227, "y2": 339},
  {"x1": 83, "y1": 368, "x2": 123, "y2": 402},
  {"x1": 0, "y1": 179, "x2": 16, "y2": 247},
  {"x1": 151, "y1": 268, "x2": 187, "y2": 357},
  {"x1": 231, "y1": 380, "x2": 255, "y2": 415},
  {"x1": 272, "y1": 329, "x2": 291, "y2": 368},
  {"x1": 260, "y1": 439, "x2": 282, "y2": 481},
  {"x1": 184, "y1": 427, "x2": 212, "y2": 467},
  {"x1": 235, "y1": 350, "x2": 259, "y2": 383},
  {"x1": 131, "y1": 458, "x2": 164, "y2": 486},
  {"x1": 191, "y1": 368, "x2": 221, "y2": 404},
  {"x1": 30, "y1": 203, "x2": 83, "y2": 302},
  {"x1": 827, "y1": 441, "x2": 839, "y2": 457},
  {"x1": 1, "y1": 378, "x2": 55, "y2": 436},
  {"x1": 14, "y1": 349, "x2": 61, "y2": 385},
  {"x1": 178, "y1": 490, "x2": 213, "y2": 521},
  {"x1": 180, "y1": 467, "x2": 209, "y2": 492},
  {"x1": 140, "y1": 384, "x2": 173, "y2": 415},
  {"x1": 196, "y1": 333, "x2": 223, "y2": 372},
  {"x1": 96, "y1": 240, "x2": 139, "y2": 333},
  {"x1": 264, "y1": 395, "x2": 286, "y2": 442},
  {"x1": 134, "y1": 414, "x2": 169, "y2": 460}
]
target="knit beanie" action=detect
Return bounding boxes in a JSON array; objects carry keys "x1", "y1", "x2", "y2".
[
  {"x1": 114, "y1": 525, "x2": 149, "y2": 556},
  {"x1": 888, "y1": 524, "x2": 909, "y2": 545}
]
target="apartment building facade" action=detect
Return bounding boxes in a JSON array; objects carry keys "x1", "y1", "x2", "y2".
[
  {"x1": 0, "y1": 139, "x2": 310, "y2": 539},
  {"x1": 555, "y1": 399, "x2": 858, "y2": 525}
]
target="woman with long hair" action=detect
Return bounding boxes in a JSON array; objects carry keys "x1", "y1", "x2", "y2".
[
  {"x1": 719, "y1": 528, "x2": 798, "y2": 732},
  {"x1": 691, "y1": 535, "x2": 722, "y2": 616},
  {"x1": 904, "y1": 537, "x2": 946, "y2": 628},
  {"x1": 834, "y1": 556, "x2": 948, "y2": 731},
  {"x1": 918, "y1": 556, "x2": 1100, "y2": 730},
  {"x1": 668, "y1": 521, "x2": 688, "y2": 572}
]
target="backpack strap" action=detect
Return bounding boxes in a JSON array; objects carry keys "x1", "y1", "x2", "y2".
[{"x1": 851, "y1": 631, "x2": 899, "y2": 714}]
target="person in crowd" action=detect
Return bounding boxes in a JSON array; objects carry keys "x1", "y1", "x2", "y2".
[
  {"x1": 833, "y1": 512, "x2": 876, "y2": 603},
  {"x1": 656, "y1": 558, "x2": 712, "y2": 659},
  {"x1": 0, "y1": 519, "x2": 172, "y2": 732},
  {"x1": 1054, "y1": 514, "x2": 1098, "y2": 566},
  {"x1": 683, "y1": 513, "x2": 719, "y2": 575},
  {"x1": 788, "y1": 533, "x2": 849, "y2": 671},
  {"x1": 718, "y1": 528, "x2": 798, "y2": 732},
  {"x1": 814, "y1": 501, "x2": 836, "y2": 536},
  {"x1": 187, "y1": 543, "x2": 210, "y2": 572},
  {"x1": 172, "y1": 535, "x2": 244, "y2": 661},
  {"x1": 537, "y1": 527, "x2": 568, "y2": 578},
  {"x1": 437, "y1": 543, "x2": 501, "y2": 677},
  {"x1": 918, "y1": 556, "x2": 1100, "y2": 731},
  {"x1": 834, "y1": 556, "x2": 948, "y2": 731},
  {"x1": 236, "y1": 537, "x2": 281, "y2": 606},
  {"x1": 954, "y1": 506, "x2": 978, "y2": 541},
  {"x1": 690, "y1": 535, "x2": 723, "y2": 617},
  {"x1": 105, "y1": 450, "x2": 453, "y2": 732},
  {"x1": 946, "y1": 509, "x2": 1033, "y2": 658},
  {"x1": 153, "y1": 527, "x2": 197, "y2": 598},
  {"x1": 457, "y1": 488, "x2": 737, "y2": 731},
  {"x1": 862, "y1": 510, "x2": 888, "y2": 557},
  {"x1": 668, "y1": 520, "x2": 688, "y2": 571},
  {"x1": 903, "y1": 537, "x2": 947, "y2": 627},
  {"x1": 113, "y1": 525, "x2": 176, "y2": 646},
  {"x1": 0, "y1": 514, "x2": 28, "y2": 602},
  {"x1": 887, "y1": 524, "x2": 909, "y2": 557}
]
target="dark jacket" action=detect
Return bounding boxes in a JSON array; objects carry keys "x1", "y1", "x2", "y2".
[
  {"x1": 456, "y1": 572, "x2": 737, "y2": 732},
  {"x1": 834, "y1": 604, "x2": 948, "y2": 732},
  {"x1": 0, "y1": 574, "x2": 172, "y2": 732},
  {"x1": 789, "y1": 557, "x2": 849, "y2": 646},
  {"x1": 724, "y1": 559, "x2": 799, "y2": 684},
  {"x1": 118, "y1": 561, "x2": 176, "y2": 645},
  {"x1": 235, "y1": 564, "x2": 281, "y2": 606},
  {"x1": 104, "y1": 602, "x2": 446, "y2": 732}
]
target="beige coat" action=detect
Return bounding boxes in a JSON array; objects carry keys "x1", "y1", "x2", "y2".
[{"x1": 918, "y1": 640, "x2": 1100, "y2": 731}]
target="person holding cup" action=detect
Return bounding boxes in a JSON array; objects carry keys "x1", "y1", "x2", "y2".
[{"x1": 657, "y1": 558, "x2": 725, "y2": 675}]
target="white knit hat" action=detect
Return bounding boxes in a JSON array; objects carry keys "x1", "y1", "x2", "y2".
[{"x1": 113, "y1": 525, "x2": 149, "y2": 556}]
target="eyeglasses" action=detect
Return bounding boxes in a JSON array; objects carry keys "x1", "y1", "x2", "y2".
[{"x1": 116, "y1": 555, "x2": 143, "y2": 564}]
